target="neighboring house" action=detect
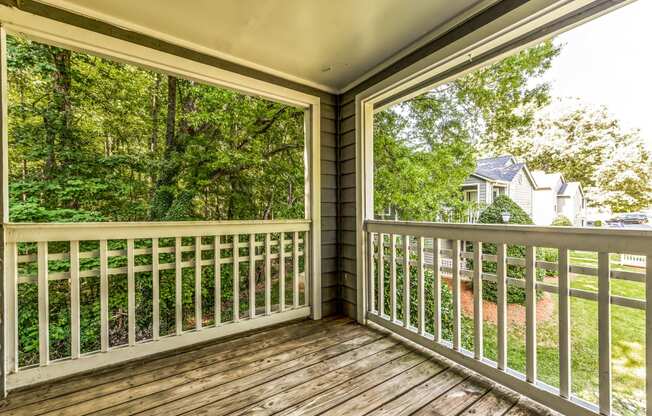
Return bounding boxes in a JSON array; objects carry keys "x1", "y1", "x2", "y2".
[
  {"x1": 531, "y1": 170, "x2": 586, "y2": 226},
  {"x1": 461, "y1": 155, "x2": 537, "y2": 219}
]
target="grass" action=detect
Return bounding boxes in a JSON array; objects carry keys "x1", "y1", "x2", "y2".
[{"x1": 471, "y1": 251, "x2": 646, "y2": 416}]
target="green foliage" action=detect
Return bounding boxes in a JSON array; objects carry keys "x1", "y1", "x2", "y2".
[
  {"x1": 477, "y1": 196, "x2": 544, "y2": 304},
  {"x1": 552, "y1": 215, "x2": 573, "y2": 226}
]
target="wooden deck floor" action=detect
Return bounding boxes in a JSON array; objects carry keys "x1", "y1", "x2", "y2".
[{"x1": 0, "y1": 317, "x2": 559, "y2": 415}]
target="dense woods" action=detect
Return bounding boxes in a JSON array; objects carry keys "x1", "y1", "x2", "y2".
[{"x1": 8, "y1": 35, "x2": 306, "y2": 223}]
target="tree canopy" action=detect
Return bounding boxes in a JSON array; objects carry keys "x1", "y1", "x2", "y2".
[{"x1": 8, "y1": 35, "x2": 305, "y2": 223}]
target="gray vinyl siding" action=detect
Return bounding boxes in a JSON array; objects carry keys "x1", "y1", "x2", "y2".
[
  {"x1": 463, "y1": 176, "x2": 490, "y2": 204},
  {"x1": 507, "y1": 170, "x2": 534, "y2": 217}
]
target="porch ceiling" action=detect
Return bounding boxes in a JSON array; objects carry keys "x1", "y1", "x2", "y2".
[{"x1": 36, "y1": 0, "x2": 488, "y2": 92}]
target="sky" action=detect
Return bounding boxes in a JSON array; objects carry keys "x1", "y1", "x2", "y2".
[{"x1": 541, "y1": 0, "x2": 652, "y2": 145}]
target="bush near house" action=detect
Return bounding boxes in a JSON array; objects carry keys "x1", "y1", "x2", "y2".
[
  {"x1": 552, "y1": 215, "x2": 573, "y2": 226},
  {"x1": 477, "y1": 195, "x2": 544, "y2": 304}
]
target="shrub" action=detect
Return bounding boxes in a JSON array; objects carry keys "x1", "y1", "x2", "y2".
[
  {"x1": 477, "y1": 195, "x2": 544, "y2": 304},
  {"x1": 594, "y1": 220, "x2": 603, "y2": 227},
  {"x1": 552, "y1": 215, "x2": 573, "y2": 226}
]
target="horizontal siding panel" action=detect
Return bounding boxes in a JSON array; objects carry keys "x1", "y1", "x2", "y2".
[
  {"x1": 341, "y1": 173, "x2": 355, "y2": 189},
  {"x1": 321, "y1": 132, "x2": 336, "y2": 148},
  {"x1": 321, "y1": 161, "x2": 336, "y2": 175},
  {"x1": 342, "y1": 301, "x2": 356, "y2": 319},
  {"x1": 341, "y1": 130, "x2": 355, "y2": 147},
  {"x1": 321, "y1": 146, "x2": 336, "y2": 162},
  {"x1": 322, "y1": 243, "x2": 337, "y2": 259},
  {"x1": 341, "y1": 202, "x2": 356, "y2": 217},
  {"x1": 322, "y1": 258, "x2": 337, "y2": 273},
  {"x1": 341, "y1": 115, "x2": 355, "y2": 134},
  {"x1": 322, "y1": 286, "x2": 339, "y2": 303},
  {"x1": 322, "y1": 216, "x2": 337, "y2": 231},
  {"x1": 322, "y1": 299, "x2": 340, "y2": 317},
  {"x1": 321, "y1": 202, "x2": 337, "y2": 217},
  {"x1": 321, "y1": 117, "x2": 336, "y2": 134},
  {"x1": 340, "y1": 143, "x2": 355, "y2": 161},
  {"x1": 322, "y1": 230, "x2": 337, "y2": 245},
  {"x1": 341, "y1": 159, "x2": 355, "y2": 174},
  {"x1": 322, "y1": 272, "x2": 339, "y2": 288},
  {"x1": 321, "y1": 188, "x2": 336, "y2": 203},
  {"x1": 341, "y1": 230, "x2": 356, "y2": 244},
  {"x1": 340, "y1": 243, "x2": 356, "y2": 260},
  {"x1": 341, "y1": 286, "x2": 357, "y2": 304},
  {"x1": 321, "y1": 103, "x2": 336, "y2": 120},
  {"x1": 342, "y1": 272, "x2": 357, "y2": 291},
  {"x1": 341, "y1": 216, "x2": 356, "y2": 230},
  {"x1": 341, "y1": 100, "x2": 355, "y2": 119},
  {"x1": 341, "y1": 188, "x2": 355, "y2": 203},
  {"x1": 321, "y1": 174, "x2": 336, "y2": 190}
]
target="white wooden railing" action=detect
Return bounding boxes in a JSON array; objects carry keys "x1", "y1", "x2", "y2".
[
  {"x1": 3, "y1": 220, "x2": 311, "y2": 389},
  {"x1": 364, "y1": 220, "x2": 652, "y2": 416},
  {"x1": 620, "y1": 253, "x2": 646, "y2": 268}
]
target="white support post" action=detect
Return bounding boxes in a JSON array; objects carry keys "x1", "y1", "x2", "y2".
[
  {"x1": 152, "y1": 238, "x2": 159, "y2": 340},
  {"x1": 452, "y1": 240, "x2": 461, "y2": 350},
  {"x1": 378, "y1": 233, "x2": 385, "y2": 317},
  {"x1": 403, "y1": 235, "x2": 410, "y2": 328},
  {"x1": 279, "y1": 233, "x2": 285, "y2": 312},
  {"x1": 195, "y1": 236, "x2": 202, "y2": 330},
  {"x1": 233, "y1": 235, "x2": 240, "y2": 322},
  {"x1": 293, "y1": 231, "x2": 299, "y2": 308},
  {"x1": 70, "y1": 241, "x2": 80, "y2": 359},
  {"x1": 5, "y1": 242, "x2": 16, "y2": 375},
  {"x1": 559, "y1": 248, "x2": 571, "y2": 398},
  {"x1": 0, "y1": 24, "x2": 8, "y2": 396},
  {"x1": 127, "y1": 239, "x2": 136, "y2": 346},
  {"x1": 265, "y1": 233, "x2": 271, "y2": 316},
  {"x1": 390, "y1": 234, "x2": 397, "y2": 322},
  {"x1": 473, "y1": 241, "x2": 483, "y2": 360},
  {"x1": 525, "y1": 245, "x2": 537, "y2": 383},
  {"x1": 598, "y1": 252, "x2": 611, "y2": 415},
  {"x1": 417, "y1": 237, "x2": 425, "y2": 335},
  {"x1": 433, "y1": 238, "x2": 441, "y2": 342},
  {"x1": 99, "y1": 239, "x2": 109, "y2": 352},
  {"x1": 37, "y1": 242, "x2": 49, "y2": 366},
  {"x1": 249, "y1": 234, "x2": 256, "y2": 319},
  {"x1": 175, "y1": 237, "x2": 182, "y2": 335},
  {"x1": 214, "y1": 235, "x2": 221, "y2": 325},
  {"x1": 497, "y1": 243, "x2": 507, "y2": 371},
  {"x1": 367, "y1": 232, "x2": 375, "y2": 313}
]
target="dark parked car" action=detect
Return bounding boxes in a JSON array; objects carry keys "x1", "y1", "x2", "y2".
[{"x1": 607, "y1": 213, "x2": 649, "y2": 225}]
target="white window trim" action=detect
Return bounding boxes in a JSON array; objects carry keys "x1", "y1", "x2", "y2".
[{"x1": 0, "y1": 7, "x2": 323, "y2": 318}]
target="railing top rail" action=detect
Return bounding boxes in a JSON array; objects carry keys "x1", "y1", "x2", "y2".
[
  {"x1": 365, "y1": 220, "x2": 652, "y2": 255},
  {"x1": 5, "y1": 219, "x2": 311, "y2": 242}
]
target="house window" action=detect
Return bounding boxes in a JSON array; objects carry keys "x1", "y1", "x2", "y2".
[
  {"x1": 463, "y1": 189, "x2": 479, "y2": 203},
  {"x1": 492, "y1": 186, "x2": 506, "y2": 200}
]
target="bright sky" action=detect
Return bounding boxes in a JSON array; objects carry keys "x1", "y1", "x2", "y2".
[{"x1": 541, "y1": 0, "x2": 652, "y2": 145}]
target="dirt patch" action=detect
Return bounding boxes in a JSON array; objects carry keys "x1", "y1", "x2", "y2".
[{"x1": 444, "y1": 280, "x2": 554, "y2": 325}]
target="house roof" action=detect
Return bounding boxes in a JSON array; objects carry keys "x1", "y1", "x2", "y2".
[
  {"x1": 34, "y1": 0, "x2": 488, "y2": 92},
  {"x1": 475, "y1": 156, "x2": 525, "y2": 182},
  {"x1": 531, "y1": 171, "x2": 563, "y2": 189},
  {"x1": 558, "y1": 182, "x2": 583, "y2": 197}
]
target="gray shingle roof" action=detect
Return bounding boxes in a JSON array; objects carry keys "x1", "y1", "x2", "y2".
[{"x1": 474, "y1": 155, "x2": 524, "y2": 182}]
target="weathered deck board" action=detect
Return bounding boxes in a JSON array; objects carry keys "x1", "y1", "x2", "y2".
[{"x1": 0, "y1": 317, "x2": 556, "y2": 416}]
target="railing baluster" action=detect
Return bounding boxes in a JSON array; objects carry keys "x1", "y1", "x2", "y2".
[
  {"x1": 452, "y1": 240, "x2": 461, "y2": 350},
  {"x1": 417, "y1": 237, "x2": 425, "y2": 335},
  {"x1": 525, "y1": 245, "x2": 536, "y2": 383},
  {"x1": 559, "y1": 248, "x2": 571, "y2": 398},
  {"x1": 233, "y1": 234, "x2": 240, "y2": 322},
  {"x1": 497, "y1": 243, "x2": 507, "y2": 371},
  {"x1": 175, "y1": 237, "x2": 182, "y2": 335},
  {"x1": 390, "y1": 234, "x2": 397, "y2": 322},
  {"x1": 37, "y1": 241, "x2": 49, "y2": 366},
  {"x1": 265, "y1": 233, "x2": 271, "y2": 315},
  {"x1": 433, "y1": 238, "x2": 441, "y2": 342},
  {"x1": 127, "y1": 239, "x2": 135, "y2": 346},
  {"x1": 293, "y1": 231, "x2": 299, "y2": 308},
  {"x1": 152, "y1": 238, "x2": 159, "y2": 340},
  {"x1": 70, "y1": 241, "x2": 80, "y2": 359},
  {"x1": 100, "y1": 239, "x2": 109, "y2": 352},
  {"x1": 403, "y1": 235, "x2": 410, "y2": 328},
  {"x1": 646, "y1": 253, "x2": 652, "y2": 416},
  {"x1": 249, "y1": 234, "x2": 256, "y2": 318},
  {"x1": 378, "y1": 233, "x2": 385, "y2": 317},
  {"x1": 598, "y1": 252, "x2": 612, "y2": 415},
  {"x1": 195, "y1": 236, "x2": 202, "y2": 330},
  {"x1": 279, "y1": 233, "x2": 285, "y2": 312},
  {"x1": 214, "y1": 235, "x2": 221, "y2": 325},
  {"x1": 473, "y1": 241, "x2": 483, "y2": 360},
  {"x1": 367, "y1": 232, "x2": 375, "y2": 313},
  {"x1": 5, "y1": 242, "x2": 17, "y2": 372}
]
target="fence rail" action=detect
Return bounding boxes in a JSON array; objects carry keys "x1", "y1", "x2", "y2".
[
  {"x1": 364, "y1": 220, "x2": 652, "y2": 416},
  {"x1": 4, "y1": 220, "x2": 311, "y2": 389}
]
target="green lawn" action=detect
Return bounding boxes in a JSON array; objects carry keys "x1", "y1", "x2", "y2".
[{"x1": 469, "y1": 251, "x2": 646, "y2": 416}]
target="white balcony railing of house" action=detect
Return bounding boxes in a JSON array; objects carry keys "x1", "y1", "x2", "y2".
[
  {"x1": 620, "y1": 253, "x2": 646, "y2": 268},
  {"x1": 3, "y1": 220, "x2": 311, "y2": 390},
  {"x1": 364, "y1": 220, "x2": 652, "y2": 416}
]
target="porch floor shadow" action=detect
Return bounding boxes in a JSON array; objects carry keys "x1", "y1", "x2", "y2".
[{"x1": 0, "y1": 316, "x2": 559, "y2": 415}]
